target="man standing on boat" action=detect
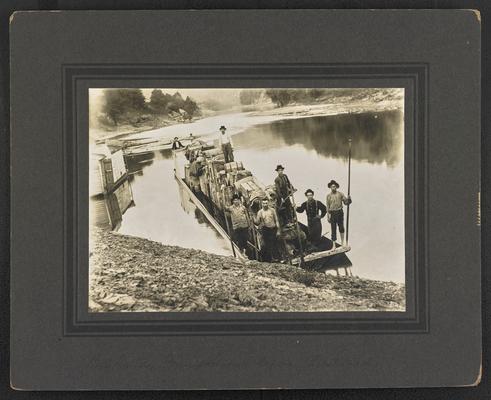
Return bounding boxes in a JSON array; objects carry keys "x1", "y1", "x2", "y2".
[
  {"x1": 296, "y1": 189, "x2": 327, "y2": 244},
  {"x1": 189, "y1": 156, "x2": 204, "y2": 193},
  {"x1": 274, "y1": 165, "x2": 296, "y2": 224},
  {"x1": 171, "y1": 136, "x2": 184, "y2": 150},
  {"x1": 218, "y1": 125, "x2": 234, "y2": 163},
  {"x1": 254, "y1": 198, "x2": 281, "y2": 262},
  {"x1": 225, "y1": 195, "x2": 250, "y2": 257},
  {"x1": 326, "y1": 180, "x2": 352, "y2": 247}
]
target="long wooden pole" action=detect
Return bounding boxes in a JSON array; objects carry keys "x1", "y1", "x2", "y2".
[
  {"x1": 276, "y1": 205, "x2": 292, "y2": 265},
  {"x1": 221, "y1": 188, "x2": 236, "y2": 258},
  {"x1": 289, "y1": 191, "x2": 305, "y2": 266},
  {"x1": 346, "y1": 138, "x2": 352, "y2": 245},
  {"x1": 244, "y1": 205, "x2": 259, "y2": 260}
]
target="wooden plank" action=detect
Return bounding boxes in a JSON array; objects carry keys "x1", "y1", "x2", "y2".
[
  {"x1": 291, "y1": 245, "x2": 351, "y2": 265},
  {"x1": 114, "y1": 180, "x2": 133, "y2": 214},
  {"x1": 102, "y1": 158, "x2": 114, "y2": 191},
  {"x1": 106, "y1": 192, "x2": 122, "y2": 229},
  {"x1": 89, "y1": 161, "x2": 105, "y2": 196},
  {"x1": 110, "y1": 149, "x2": 127, "y2": 182}
]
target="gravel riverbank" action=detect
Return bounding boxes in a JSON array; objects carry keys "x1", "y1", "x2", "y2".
[{"x1": 89, "y1": 228, "x2": 406, "y2": 312}]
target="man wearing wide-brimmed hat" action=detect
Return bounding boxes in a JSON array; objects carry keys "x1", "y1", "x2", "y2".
[
  {"x1": 326, "y1": 180, "x2": 352, "y2": 247},
  {"x1": 218, "y1": 125, "x2": 234, "y2": 163},
  {"x1": 274, "y1": 164, "x2": 296, "y2": 224},
  {"x1": 296, "y1": 189, "x2": 327, "y2": 244}
]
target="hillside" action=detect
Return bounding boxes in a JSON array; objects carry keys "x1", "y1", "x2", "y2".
[{"x1": 89, "y1": 228, "x2": 405, "y2": 313}]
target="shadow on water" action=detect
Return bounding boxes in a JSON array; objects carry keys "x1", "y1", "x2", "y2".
[
  {"x1": 125, "y1": 152, "x2": 156, "y2": 176},
  {"x1": 158, "y1": 148, "x2": 174, "y2": 159},
  {"x1": 125, "y1": 149, "x2": 174, "y2": 180},
  {"x1": 234, "y1": 110, "x2": 403, "y2": 167}
]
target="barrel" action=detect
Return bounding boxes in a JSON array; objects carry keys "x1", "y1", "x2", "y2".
[{"x1": 224, "y1": 161, "x2": 244, "y2": 172}]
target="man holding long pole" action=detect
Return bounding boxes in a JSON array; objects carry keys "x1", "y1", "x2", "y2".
[
  {"x1": 326, "y1": 180, "x2": 352, "y2": 248},
  {"x1": 326, "y1": 139, "x2": 353, "y2": 248}
]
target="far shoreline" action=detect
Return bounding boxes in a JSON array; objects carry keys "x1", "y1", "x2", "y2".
[{"x1": 90, "y1": 98, "x2": 403, "y2": 148}]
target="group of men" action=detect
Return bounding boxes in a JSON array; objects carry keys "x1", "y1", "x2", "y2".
[
  {"x1": 273, "y1": 164, "x2": 352, "y2": 245},
  {"x1": 226, "y1": 163, "x2": 352, "y2": 262},
  {"x1": 225, "y1": 194, "x2": 283, "y2": 262},
  {"x1": 297, "y1": 181, "x2": 351, "y2": 246},
  {"x1": 184, "y1": 124, "x2": 352, "y2": 262}
]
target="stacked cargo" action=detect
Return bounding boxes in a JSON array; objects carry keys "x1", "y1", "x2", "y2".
[{"x1": 173, "y1": 137, "x2": 352, "y2": 272}]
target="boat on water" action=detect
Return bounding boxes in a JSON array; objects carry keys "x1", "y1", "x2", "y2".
[
  {"x1": 173, "y1": 139, "x2": 353, "y2": 274},
  {"x1": 96, "y1": 136, "x2": 197, "y2": 156}
]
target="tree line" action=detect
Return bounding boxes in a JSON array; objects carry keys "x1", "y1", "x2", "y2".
[
  {"x1": 100, "y1": 89, "x2": 200, "y2": 126},
  {"x1": 239, "y1": 88, "x2": 391, "y2": 108},
  {"x1": 264, "y1": 89, "x2": 327, "y2": 107},
  {"x1": 238, "y1": 89, "x2": 328, "y2": 107}
]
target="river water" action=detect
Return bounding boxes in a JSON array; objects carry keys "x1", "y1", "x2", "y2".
[{"x1": 119, "y1": 110, "x2": 405, "y2": 283}]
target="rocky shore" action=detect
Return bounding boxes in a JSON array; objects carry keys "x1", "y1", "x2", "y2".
[{"x1": 89, "y1": 228, "x2": 405, "y2": 313}]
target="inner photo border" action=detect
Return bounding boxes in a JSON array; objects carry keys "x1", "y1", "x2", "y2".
[{"x1": 63, "y1": 63, "x2": 428, "y2": 336}]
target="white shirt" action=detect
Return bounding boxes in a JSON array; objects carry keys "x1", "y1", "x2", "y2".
[{"x1": 218, "y1": 132, "x2": 233, "y2": 147}]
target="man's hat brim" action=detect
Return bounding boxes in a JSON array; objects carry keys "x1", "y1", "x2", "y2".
[
  {"x1": 275, "y1": 165, "x2": 285, "y2": 171},
  {"x1": 328, "y1": 180, "x2": 340, "y2": 188},
  {"x1": 305, "y1": 189, "x2": 314, "y2": 196},
  {"x1": 219, "y1": 126, "x2": 227, "y2": 130}
]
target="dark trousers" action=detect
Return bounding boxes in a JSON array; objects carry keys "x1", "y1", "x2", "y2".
[
  {"x1": 277, "y1": 197, "x2": 294, "y2": 225},
  {"x1": 307, "y1": 217, "x2": 322, "y2": 243},
  {"x1": 261, "y1": 226, "x2": 280, "y2": 262},
  {"x1": 233, "y1": 227, "x2": 249, "y2": 252},
  {"x1": 329, "y1": 210, "x2": 345, "y2": 241},
  {"x1": 222, "y1": 142, "x2": 234, "y2": 163}
]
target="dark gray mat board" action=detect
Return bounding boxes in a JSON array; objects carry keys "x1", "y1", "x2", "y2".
[{"x1": 10, "y1": 9, "x2": 480, "y2": 390}]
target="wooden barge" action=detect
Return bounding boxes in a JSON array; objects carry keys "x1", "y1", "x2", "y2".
[{"x1": 173, "y1": 140, "x2": 353, "y2": 275}]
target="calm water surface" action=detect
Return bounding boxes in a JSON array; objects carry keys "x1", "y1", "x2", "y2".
[{"x1": 119, "y1": 110, "x2": 405, "y2": 282}]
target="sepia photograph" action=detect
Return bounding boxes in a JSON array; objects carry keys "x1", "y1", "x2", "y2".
[{"x1": 89, "y1": 87, "x2": 405, "y2": 312}]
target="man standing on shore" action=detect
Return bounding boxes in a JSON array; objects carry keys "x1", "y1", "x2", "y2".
[
  {"x1": 254, "y1": 198, "x2": 281, "y2": 262},
  {"x1": 296, "y1": 189, "x2": 327, "y2": 244},
  {"x1": 326, "y1": 180, "x2": 352, "y2": 247},
  {"x1": 218, "y1": 125, "x2": 234, "y2": 163},
  {"x1": 274, "y1": 164, "x2": 296, "y2": 224},
  {"x1": 225, "y1": 195, "x2": 250, "y2": 257}
]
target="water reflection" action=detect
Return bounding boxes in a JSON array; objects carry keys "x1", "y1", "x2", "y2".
[
  {"x1": 158, "y1": 148, "x2": 174, "y2": 159},
  {"x1": 120, "y1": 152, "x2": 231, "y2": 256},
  {"x1": 234, "y1": 110, "x2": 403, "y2": 167},
  {"x1": 125, "y1": 152, "x2": 155, "y2": 176}
]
